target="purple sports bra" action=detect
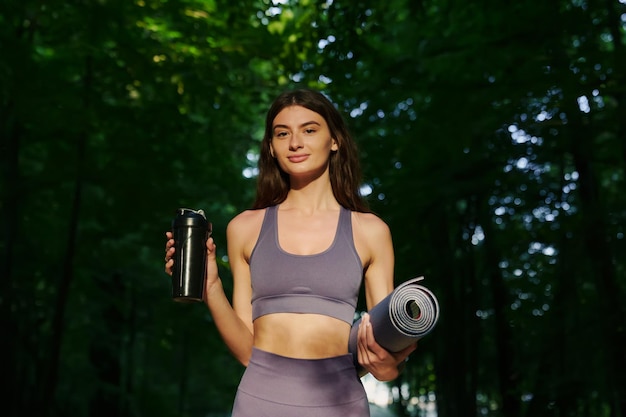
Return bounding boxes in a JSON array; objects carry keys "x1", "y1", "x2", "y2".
[{"x1": 249, "y1": 205, "x2": 364, "y2": 324}]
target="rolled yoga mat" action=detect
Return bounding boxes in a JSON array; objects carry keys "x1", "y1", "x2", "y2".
[{"x1": 348, "y1": 276, "x2": 440, "y2": 366}]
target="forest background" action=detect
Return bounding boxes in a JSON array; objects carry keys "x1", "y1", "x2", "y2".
[{"x1": 1, "y1": 1, "x2": 625, "y2": 417}]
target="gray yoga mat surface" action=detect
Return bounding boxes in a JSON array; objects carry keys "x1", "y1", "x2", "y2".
[{"x1": 348, "y1": 277, "x2": 440, "y2": 366}]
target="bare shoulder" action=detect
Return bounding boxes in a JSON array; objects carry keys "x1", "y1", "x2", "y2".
[
  {"x1": 351, "y1": 211, "x2": 392, "y2": 241},
  {"x1": 226, "y1": 209, "x2": 267, "y2": 258},
  {"x1": 228, "y1": 208, "x2": 266, "y2": 233},
  {"x1": 351, "y1": 211, "x2": 393, "y2": 266},
  {"x1": 227, "y1": 209, "x2": 266, "y2": 241}
]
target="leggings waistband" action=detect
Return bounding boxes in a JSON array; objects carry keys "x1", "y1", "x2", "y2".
[{"x1": 248, "y1": 347, "x2": 356, "y2": 378}]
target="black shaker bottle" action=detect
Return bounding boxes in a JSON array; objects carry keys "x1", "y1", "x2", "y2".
[{"x1": 171, "y1": 208, "x2": 212, "y2": 302}]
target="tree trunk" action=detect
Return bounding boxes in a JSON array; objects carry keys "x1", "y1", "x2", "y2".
[
  {"x1": 1, "y1": 4, "x2": 37, "y2": 415},
  {"x1": 428, "y1": 201, "x2": 477, "y2": 417},
  {"x1": 88, "y1": 272, "x2": 125, "y2": 417},
  {"x1": 36, "y1": 55, "x2": 93, "y2": 416},
  {"x1": 567, "y1": 100, "x2": 626, "y2": 417},
  {"x1": 479, "y1": 202, "x2": 521, "y2": 417},
  {"x1": 0, "y1": 102, "x2": 23, "y2": 417}
]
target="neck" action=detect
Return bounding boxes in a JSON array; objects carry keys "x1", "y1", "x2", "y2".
[{"x1": 281, "y1": 185, "x2": 339, "y2": 213}]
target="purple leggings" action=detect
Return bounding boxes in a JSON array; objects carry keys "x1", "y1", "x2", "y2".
[{"x1": 231, "y1": 347, "x2": 370, "y2": 417}]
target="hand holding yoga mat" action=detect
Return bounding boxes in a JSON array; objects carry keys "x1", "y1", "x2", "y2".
[{"x1": 348, "y1": 276, "x2": 440, "y2": 366}]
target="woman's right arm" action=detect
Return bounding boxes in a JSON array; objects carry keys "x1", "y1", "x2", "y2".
[
  {"x1": 205, "y1": 214, "x2": 255, "y2": 365},
  {"x1": 165, "y1": 212, "x2": 257, "y2": 366}
]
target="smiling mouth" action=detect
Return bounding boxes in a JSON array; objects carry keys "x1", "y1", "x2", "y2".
[{"x1": 287, "y1": 155, "x2": 309, "y2": 163}]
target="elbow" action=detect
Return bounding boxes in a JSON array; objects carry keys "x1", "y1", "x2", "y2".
[{"x1": 233, "y1": 347, "x2": 253, "y2": 368}]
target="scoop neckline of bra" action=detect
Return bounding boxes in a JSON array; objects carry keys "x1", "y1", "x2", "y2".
[{"x1": 272, "y1": 206, "x2": 343, "y2": 258}]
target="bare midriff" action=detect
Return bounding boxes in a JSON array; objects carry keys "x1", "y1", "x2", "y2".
[{"x1": 253, "y1": 313, "x2": 352, "y2": 359}]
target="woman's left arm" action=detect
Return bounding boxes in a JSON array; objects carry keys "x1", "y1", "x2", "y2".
[{"x1": 354, "y1": 213, "x2": 418, "y2": 382}]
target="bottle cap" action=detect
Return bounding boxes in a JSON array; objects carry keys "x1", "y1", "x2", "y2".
[{"x1": 172, "y1": 208, "x2": 209, "y2": 228}]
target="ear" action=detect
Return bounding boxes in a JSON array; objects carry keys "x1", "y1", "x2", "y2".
[
  {"x1": 331, "y1": 138, "x2": 338, "y2": 152},
  {"x1": 269, "y1": 144, "x2": 275, "y2": 158}
]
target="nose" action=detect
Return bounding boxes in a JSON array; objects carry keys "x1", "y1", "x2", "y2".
[{"x1": 289, "y1": 132, "x2": 304, "y2": 151}]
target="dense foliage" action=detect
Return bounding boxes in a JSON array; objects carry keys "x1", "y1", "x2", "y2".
[{"x1": 1, "y1": 1, "x2": 624, "y2": 416}]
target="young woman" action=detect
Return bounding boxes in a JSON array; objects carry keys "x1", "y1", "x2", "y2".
[{"x1": 165, "y1": 89, "x2": 416, "y2": 416}]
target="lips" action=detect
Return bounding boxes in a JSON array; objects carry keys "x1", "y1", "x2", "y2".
[{"x1": 287, "y1": 154, "x2": 309, "y2": 163}]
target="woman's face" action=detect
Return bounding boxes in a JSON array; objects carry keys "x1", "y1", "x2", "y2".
[{"x1": 270, "y1": 105, "x2": 338, "y2": 180}]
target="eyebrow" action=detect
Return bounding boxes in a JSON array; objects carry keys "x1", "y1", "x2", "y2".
[{"x1": 273, "y1": 121, "x2": 322, "y2": 130}]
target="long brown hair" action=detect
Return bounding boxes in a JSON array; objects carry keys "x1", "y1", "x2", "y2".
[{"x1": 252, "y1": 89, "x2": 370, "y2": 213}]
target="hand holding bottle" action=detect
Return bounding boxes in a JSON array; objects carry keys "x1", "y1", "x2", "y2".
[{"x1": 165, "y1": 208, "x2": 213, "y2": 303}]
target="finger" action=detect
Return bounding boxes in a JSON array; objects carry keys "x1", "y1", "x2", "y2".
[
  {"x1": 206, "y1": 237, "x2": 217, "y2": 257},
  {"x1": 356, "y1": 317, "x2": 365, "y2": 358},
  {"x1": 357, "y1": 315, "x2": 372, "y2": 366},
  {"x1": 164, "y1": 241, "x2": 176, "y2": 274},
  {"x1": 362, "y1": 314, "x2": 386, "y2": 356},
  {"x1": 357, "y1": 314, "x2": 368, "y2": 346},
  {"x1": 164, "y1": 258, "x2": 173, "y2": 276}
]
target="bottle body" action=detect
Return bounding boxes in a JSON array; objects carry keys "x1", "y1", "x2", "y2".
[{"x1": 171, "y1": 208, "x2": 211, "y2": 302}]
